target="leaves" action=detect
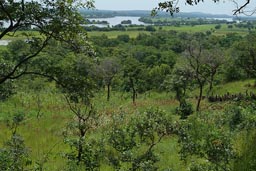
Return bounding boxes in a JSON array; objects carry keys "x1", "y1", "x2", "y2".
[{"x1": 107, "y1": 108, "x2": 174, "y2": 170}]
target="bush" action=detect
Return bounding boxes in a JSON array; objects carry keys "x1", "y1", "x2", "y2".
[
  {"x1": 224, "y1": 64, "x2": 246, "y2": 82},
  {"x1": 145, "y1": 25, "x2": 156, "y2": 32},
  {"x1": 215, "y1": 24, "x2": 221, "y2": 29},
  {"x1": 0, "y1": 80, "x2": 15, "y2": 101},
  {"x1": 107, "y1": 108, "x2": 173, "y2": 170},
  {"x1": 228, "y1": 106, "x2": 244, "y2": 130},
  {"x1": 0, "y1": 134, "x2": 31, "y2": 171},
  {"x1": 176, "y1": 101, "x2": 193, "y2": 119}
]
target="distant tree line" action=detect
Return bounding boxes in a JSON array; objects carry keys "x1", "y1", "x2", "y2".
[{"x1": 139, "y1": 17, "x2": 232, "y2": 26}]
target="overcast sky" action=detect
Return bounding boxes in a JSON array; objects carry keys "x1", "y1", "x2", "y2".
[{"x1": 94, "y1": 0, "x2": 256, "y2": 16}]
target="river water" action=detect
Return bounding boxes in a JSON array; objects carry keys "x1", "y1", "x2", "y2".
[
  {"x1": 87, "y1": 16, "x2": 146, "y2": 27},
  {"x1": 0, "y1": 40, "x2": 11, "y2": 46}
]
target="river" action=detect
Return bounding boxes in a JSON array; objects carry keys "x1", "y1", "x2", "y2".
[
  {"x1": 0, "y1": 40, "x2": 11, "y2": 46},
  {"x1": 87, "y1": 16, "x2": 146, "y2": 27}
]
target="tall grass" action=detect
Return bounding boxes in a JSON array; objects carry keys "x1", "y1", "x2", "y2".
[{"x1": 0, "y1": 79, "x2": 256, "y2": 170}]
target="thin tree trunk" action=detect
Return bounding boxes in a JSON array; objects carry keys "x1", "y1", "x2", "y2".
[
  {"x1": 77, "y1": 114, "x2": 85, "y2": 164},
  {"x1": 209, "y1": 70, "x2": 216, "y2": 93},
  {"x1": 107, "y1": 83, "x2": 110, "y2": 101},
  {"x1": 209, "y1": 74, "x2": 214, "y2": 92},
  {"x1": 196, "y1": 84, "x2": 203, "y2": 111},
  {"x1": 77, "y1": 121, "x2": 83, "y2": 163},
  {"x1": 130, "y1": 78, "x2": 136, "y2": 104},
  {"x1": 132, "y1": 86, "x2": 136, "y2": 104},
  {"x1": 77, "y1": 138, "x2": 83, "y2": 163}
]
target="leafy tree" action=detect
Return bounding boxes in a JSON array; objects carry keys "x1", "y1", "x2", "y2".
[
  {"x1": 63, "y1": 104, "x2": 101, "y2": 170},
  {"x1": 158, "y1": 51, "x2": 177, "y2": 68},
  {"x1": 227, "y1": 25, "x2": 233, "y2": 29},
  {"x1": 178, "y1": 114, "x2": 235, "y2": 171},
  {"x1": 0, "y1": 0, "x2": 94, "y2": 84},
  {"x1": 215, "y1": 24, "x2": 221, "y2": 30},
  {"x1": 166, "y1": 66, "x2": 193, "y2": 104},
  {"x1": 231, "y1": 32, "x2": 256, "y2": 78},
  {"x1": 148, "y1": 64, "x2": 171, "y2": 91},
  {"x1": 145, "y1": 25, "x2": 156, "y2": 32},
  {"x1": 99, "y1": 57, "x2": 120, "y2": 101},
  {"x1": 225, "y1": 102, "x2": 256, "y2": 171},
  {"x1": 219, "y1": 33, "x2": 242, "y2": 48},
  {"x1": 203, "y1": 47, "x2": 225, "y2": 92},
  {"x1": 0, "y1": 112, "x2": 32, "y2": 171},
  {"x1": 0, "y1": 80, "x2": 15, "y2": 101},
  {"x1": 52, "y1": 52, "x2": 101, "y2": 169},
  {"x1": 117, "y1": 34, "x2": 130, "y2": 43},
  {"x1": 121, "y1": 20, "x2": 132, "y2": 24},
  {"x1": 122, "y1": 57, "x2": 147, "y2": 104},
  {"x1": 0, "y1": 134, "x2": 31, "y2": 171},
  {"x1": 183, "y1": 34, "x2": 210, "y2": 111},
  {"x1": 164, "y1": 65, "x2": 194, "y2": 118},
  {"x1": 107, "y1": 108, "x2": 173, "y2": 170}
]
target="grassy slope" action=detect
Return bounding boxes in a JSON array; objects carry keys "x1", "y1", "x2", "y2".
[{"x1": 0, "y1": 79, "x2": 255, "y2": 170}]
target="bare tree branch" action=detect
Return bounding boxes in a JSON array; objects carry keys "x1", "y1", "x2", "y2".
[
  {"x1": 156, "y1": 0, "x2": 254, "y2": 16},
  {"x1": 233, "y1": 0, "x2": 250, "y2": 15}
]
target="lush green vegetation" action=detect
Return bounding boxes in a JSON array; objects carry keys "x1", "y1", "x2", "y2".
[
  {"x1": 1, "y1": 1, "x2": 256, "y2": 170},
  {"x1": 84, "y1": 22, "x2": 255, "y2": 38}
]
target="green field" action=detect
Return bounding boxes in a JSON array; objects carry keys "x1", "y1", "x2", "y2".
[
  {"x1": 86, "y1": 24, "x2": 251, "y2": 38},
  {"x1": 1, "y1": 24, "x2": 251, "y2": 40}
]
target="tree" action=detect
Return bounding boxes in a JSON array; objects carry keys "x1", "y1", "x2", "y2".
[
  {"x1": 100, "y1": 57, "x2": 120, "y2": 101},
  {"x1": 183, "y1": 33, "x2": 210, "y2": 111},
  {"x1": 107, "y1": 108, "x2": 173, "y2": 170},
  {"x1": 122, "y1": 57, "x2": 146, "y2": 104},
  {"x1": 203, "y1": 47, "x2": 225, "y2": 92},
  {"x1": 164, "y1": 65, "x2": 194, "y2": 118},
  {"x1": 117, "y1": 34, "x2": 130, "y2": 43},
  {"x1": 215, "y1": 24, "x2": 221, "y2": 30},
  {"x1": 0, "y1": 0, "x2": 94, "y2": 85},
  {"x1": 145, "y1": 25, "x2": 156, "y2": 32},
  {"x1": 50, "y1": 51, "x2": 101, "y2": 169},
  {"x1": 182, "y1": 34, "x2": 225, "y2": 110},
  {"x1": 178, "y1": 113, "x2": 235, "y2": 171},
  {"x1": 231, "y1": 32, "x2": 256, "y2": 78},
  {"x1": 0, "y1": 112, "x2": 32, "y2": 171},
  {"x1": 121, "y1": 20, "x2": 132, "y2": 24},
  {"x1": 154, "y1": 0, "x2": 253, "y2": 16},
  {"x1": 148, "y1": 64, "x2": 171, "y2": 91}
]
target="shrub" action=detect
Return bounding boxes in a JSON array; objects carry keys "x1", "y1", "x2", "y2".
[{"x1": 176, "y1": 101, "x2": 193, "y2": 119}]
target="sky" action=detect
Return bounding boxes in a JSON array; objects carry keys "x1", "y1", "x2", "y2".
[{"x1": 94, "y1": 0, "x2": 256, "y2": 16}]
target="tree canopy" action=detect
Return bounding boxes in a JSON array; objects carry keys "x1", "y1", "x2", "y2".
[{"x1": 0, "y1": 0, "x2": 94, "y2": 84}]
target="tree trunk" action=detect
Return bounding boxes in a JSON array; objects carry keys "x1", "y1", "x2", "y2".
[
  {"x1": 209, "y1": 70, "x2": 216, "y2": 93},
  {"x1": 107, "y1": 83, "x2": 110, "y2": 101},
  {"x1": 132, "y1": 86, "x2": 136, "y2": 105},
  {"x1": 196, "y1": 84, "x2": 203, "y2": 111},
  {"x1": 77, "y1": 114, "x2": 85, "y2": 164},
  {"x1": 130, "y1": 78, "x2": 136, "y2": 104},
  {"x1": 209, "y1": 74, "x2": 214, "y2": 92},
  {"x1": 77, "y1": 138, "x2": 83, "y2": 163}
]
